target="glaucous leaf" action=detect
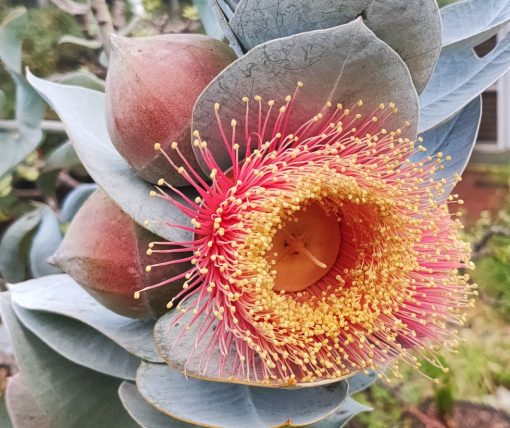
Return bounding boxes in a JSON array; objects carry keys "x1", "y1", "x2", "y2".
[
  {"x1": 205, "y1": 0, "x2": 244, "y2": 55},
  {"x1": 5, "y1": 374, "x2": 50, "y2": 428},
  {"x1": 59, "y1": 183, "x2": 97, "y2": 223},
  {"x1": 154, "y1": 302, "x2": 355, "y2": 388},
  {"x1": 0, "y1": 390, "x2": 13, "y2": 428},
  {"x1": 193, "y1": 18, "x2": 419, "y2": 175},
  {"x1": 43, "y1": 141, "x2": 81, "y2": 172},
  {"x1": 192, "y1": 0, "x2": 225, "y2": 40},
  {"x1": 222, "y1": 0, "x2": 441, "y2": 92},
  {"x1": 58, "y1": 35, "x2": 102, "y2": 50},
  {"x1": 28, "y1": 204, "x2": 62, "y2": 277},
  {"x1": 12, "y1": 302, "x2": 139, "y2": 380},
  {"x1": 118, "y1": 382, "x2": 193, "y2": 427},
  {"x1": 0, "y1": 294, "x2": 138, "y2": 428},
  {"x1": 309, "y1": 397, "x2": 372, "y2": 428},
  {"x1": 0, "y1": 9, "x2": 45, "y2": 176},
  {"x1": 137, "y1": 362, "x2": 349, "y2": 427},
  {"x1": 0, "y1": 209, "x2": 41, "y2": 283},
  {"x1": 0, "y1": 75, "x2": 45, "y2": 178},
  {"x1": 55, "y1": 70, "x2": 106, "y2": 92},
  {"x1": 416, "y1": 96, "x2": 482, "y2": 195},
  {"x1": 0, "y1": 7, "x2": 26, "y2": 73},
  {"x1": 9, "y1": 274, "x2": 163, "y2": 362},
  {"x1": 26, "y1": 72, "x2": 191, "y2": 242},
  {"x1": 346, "y1": 371, "x2": 378, "y2": 395},
  {"x1": 419, "y1": 31, "x2": 510, "y2": 132},
  {"x1": 441, "y1": 0, "x2": 510, "y2": 51}
]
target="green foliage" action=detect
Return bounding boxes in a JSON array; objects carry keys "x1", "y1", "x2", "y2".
[{"x1": 0, "y1": 6, "x2": 86, "y2": 119}]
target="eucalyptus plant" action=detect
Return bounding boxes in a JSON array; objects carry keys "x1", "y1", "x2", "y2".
[{"x1": 2, "y1": 0, "x2": 510, "y2": 427}]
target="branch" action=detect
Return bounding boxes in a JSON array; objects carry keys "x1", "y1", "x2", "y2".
[
  {"x1": 0, "y1": 120, "x2": 66, "y2": 133},
  {"x1": 51, "y1": 0, "x2": 90, "y2": 15},
  {"x1": 405, "y1": 405, "x2": 447, "y2": 428},
  {"x1": 89, "y1": 0, "x2": 115, "y2": 57},
  {"x1": 112, "y1": 0, "x2": 127, "y2": 30},
  {"x1": 472, "y1": 226, "x2": 510, "y2": 258}
]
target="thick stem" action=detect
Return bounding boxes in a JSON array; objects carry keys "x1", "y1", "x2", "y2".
[
  {"x1": 0, "y1": 120, "x2": 65, "y2": 133},
  {"x1": 89, "y1": 0, "x2": 115, "y2": 57}
]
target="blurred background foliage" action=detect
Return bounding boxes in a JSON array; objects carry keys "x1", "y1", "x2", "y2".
[{"x1": 0, "y1": 0, "x2": 509, "y2": 427}]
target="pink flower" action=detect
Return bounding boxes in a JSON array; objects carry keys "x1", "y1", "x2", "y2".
[{"x1": 139, "y1": 84, "x2": 475, "y2": 386}]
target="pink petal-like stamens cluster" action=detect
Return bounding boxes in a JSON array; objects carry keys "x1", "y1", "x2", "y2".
[{"x1": 139, "y1": 83, "x2": 475, "y2": 385}]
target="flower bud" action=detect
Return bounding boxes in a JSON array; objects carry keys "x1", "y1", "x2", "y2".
[
  {"x1": 50, "y1": 190, "x2": 189, "y2": 319},
  {"x1": 106, "y1": 34, "x2": 236, "y2": 185}
]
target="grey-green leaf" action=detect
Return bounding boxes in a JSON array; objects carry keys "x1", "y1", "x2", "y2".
[
  {"x1": 55, "y1": 70, "x2": 106, "y2": 92},
  {"x1": 441, "y1": 0, "x2": 510, "y2": 51},
  {"x1": 59, "y1": 183, "x2": 97, "y2": 223},
  {"x1": 226, "y1": 0, "x2": 441, "y2": 92},
  {"x1": 0, "y1": 7, "x2": 27, "y2": 73},
  {"x1": 154, "y1": 298, "x2": 355, "y2": 388},
  {"x1": 0, "y1": 209, "x2": 41, "y2": 283},
  {"x1": 0, "y1": 74, "x2": 45, "y2": 178},
  {"x1": 43, "y1": 141, "x2": 81, "y2": 172},
  {"x1": 346, "y1": 371, "x2": 378, "y2": 395},
  {"x1": 193, "y1": 0, "x2": 225, "y2": 40},
  {"x1": 0, "y1": 388, "x2": 13, "y2": 428},
  {"x1": 119, "y1": 382, "x2": 193, "y2": 427},
  {"x1": 0, "y1": 293, "x2": 138, "y2": 428},
  {"x1": 206, "y1": 0, "x2": 244, "y2": 55},
  {"x1": 28, "y1": 204, "x2": 62, "y2": 277},
  {"x1": 416, "y1": 96, "x2": 481, "y2": 196},
  {"x1": 27, "y1": 72, "x2": 191, "y2": 243},
  {"x1": 12, "y1": 302, "x2": 139, "y2": 380},
  {"x1": 137, "y1": 362, "x2": 349, "y2": 428},
  {"x1": 309, "y1": 397, "x2": 372, "y2": 428},
  {"x1": 419, "y1": 32, "x2": 510, "y2": 132},
  {"x1": 5, "y1": 374, "x2": 50, "y2": 428},
  {"x1": 59, "y1": 35, "x2": 102, "y2": 50},
  {"x1": 193, "y1": 18, "x2": 418, "y2": 175},
  {"x1": 9, "y1": 274, "x2": 163, "y2": 362}
]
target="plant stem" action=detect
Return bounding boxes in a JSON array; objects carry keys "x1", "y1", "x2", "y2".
[
  {"x1": 89, "y1": 0, "x2": 115, "y2": 57},
  {"x1": 0, "y1": 120, "x2": 66, "y2": 133}
]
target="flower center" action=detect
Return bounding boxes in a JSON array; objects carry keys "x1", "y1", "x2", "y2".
[{"x1": 269, "y1": 203, "x2": 341, "y2": 292}]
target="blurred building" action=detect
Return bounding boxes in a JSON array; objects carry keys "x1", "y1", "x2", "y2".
[
  {"x1": 477, "y1": 36, "x2": 510, "y2": 152},
  {"x1": 456, "y1": 34, "x2": 510, "y2": 224}
]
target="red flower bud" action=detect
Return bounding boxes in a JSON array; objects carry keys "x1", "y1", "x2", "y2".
[
  {"x1": 51, "y1": 190, "x2": 189, "y2": 319},
  {"x1": 106, "y1": 34, "x2": 236, "y2": 184}
]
